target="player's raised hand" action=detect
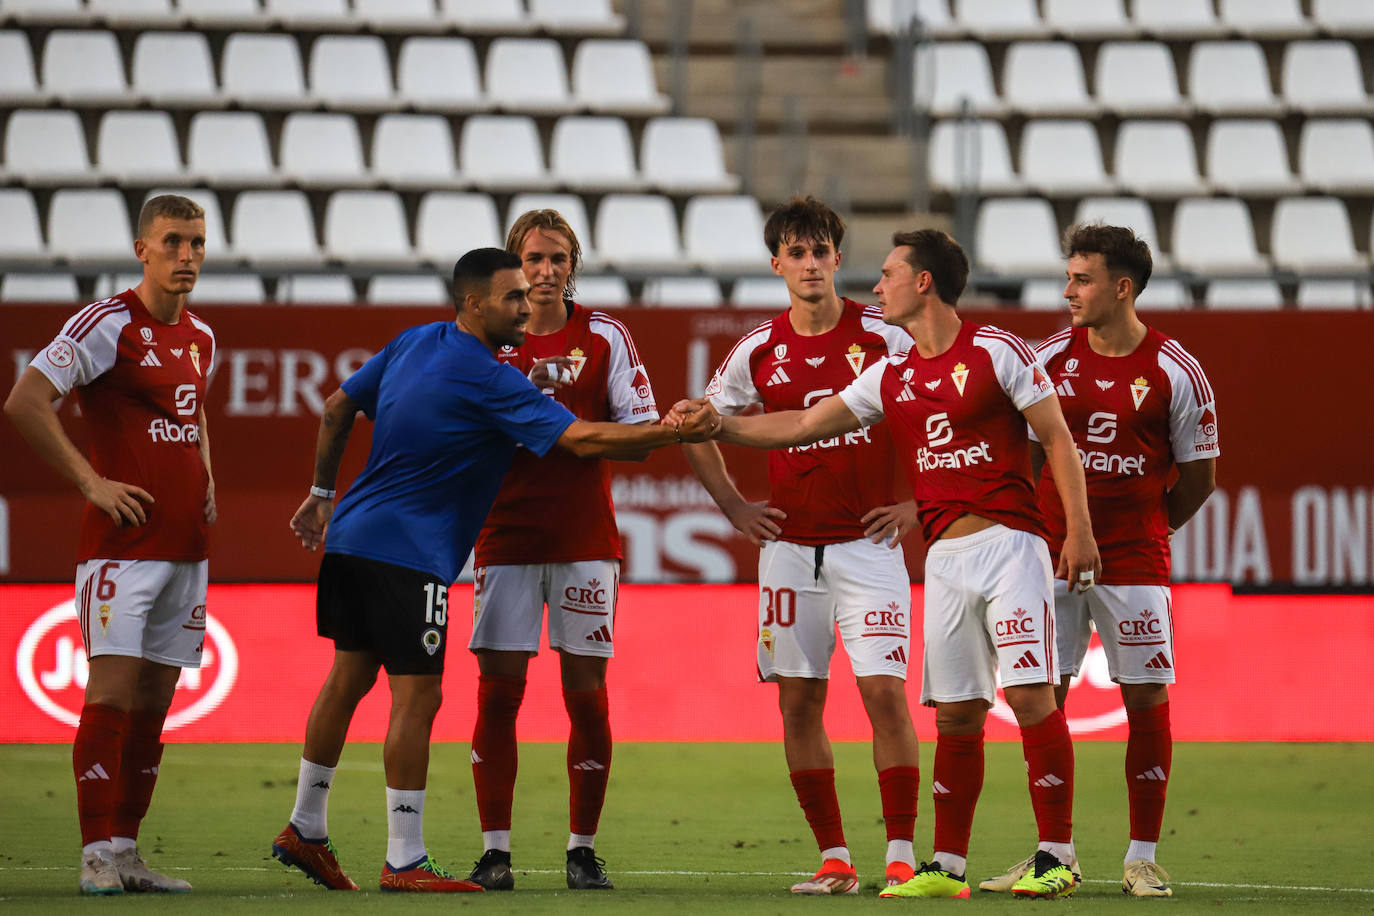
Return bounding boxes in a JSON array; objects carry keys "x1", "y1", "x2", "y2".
[
  {"x1": 528, "y1": 356, "x2": 574, "y2": 389},
  {"x1": 83, "y1": 477, "x2": 154, "y2": 527},
  {"x1": 862, "y1": 500, "x2": 918, "y2": 549},
  {"x1": 290, "y1": 494, "x2": 334, "y2": 551},
  {"x1": 1057, "y1": 529, "x2": 1103, "y2": 592},
  {"x1": 725, "y1": 499, "x2": 787, "y2": 546},
  {"x1": 203, "y1": 477, "x2": 218, "y2": 525}
]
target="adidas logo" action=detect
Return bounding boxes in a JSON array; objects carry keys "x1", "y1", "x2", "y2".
[
  {"x1": 1033, "y1": 773, "x2": 1065, "y2": 788},
  {"x1": 470, "y1": 749, "x2": 483, "y2": 764},
  {"x1": 572, "y1": 759, "x2": 606, "y2": 772},
  {"x1": 1056, "y1": 379, "x2": 1075, "y2": 397},
  {"x1": 78, "y1": 763, "x2": 111, "y2": 782},
  {"x1": 1144, "y1": 652, "x2": 1172, "y2": 670},
  {"x1": 931, "y1": 781, "x2": 951, "y2": 795},
  {"x1": 140, "y1": 350, "x2": 162, "y2": 367},
  {"x1": 764, "y1": 366, "x2": 791, "y2": 387},
  {"x1": 140, "y1": 765, "x2": 159, "y2": 776},
  {"x1": 391, "y1": 804, "x2": 419, "y2": 814},
  {"x1": 895, "y1": 384, "x2": 917, "y2": 403},
  {"x1": 1135, "y1": 766, "x2": 1168, "y2": 782},
  {"x1": 311, "y1": 780, "x2": 331, "y2": 789},
  {"x1": 1011, "y1": 650, "x2": 1040, "y2": 670},
  {"x1": 884, "y1": 646, "x2": 907, "y2": 664},
  {"x1": 585, "y1": 625, "x2": 612, "y2": 643}
]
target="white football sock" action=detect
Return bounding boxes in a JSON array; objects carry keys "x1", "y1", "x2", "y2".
[
  {"x1": 820, "y1": 846, "x2": 851, "y2": 866},
  {"x1": 1126, "y1": 839, "x2": 1157, "y2": 864},
  {"x1": 110, "y1": 836, "x2": 137, "y2": 854},
  {"x1": 482, "y1": 829, "x2": 511, "y2": 853},
  {"x1": 886, "y1": 839, "x2": 916, "y2": 867},
  {"x1": 385, "y1": 788, "x2": 426, "y2": 869},
  {"x1": 290, "y1": 758, "x2": 336, "y2": 839},
  {"x1": 568, "y1": 833, "x2": 596, "y2": 851},
  {"x1": 1039, "y1": 840, "x2": 1076, "y2": 866},
  {"x1": 933, "y1": 852, "x2": 967, "y2": 877}
]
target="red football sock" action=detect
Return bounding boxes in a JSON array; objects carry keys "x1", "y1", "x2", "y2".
[
  {"x1": 73, "y1": 703, "x2": 129, "y2": 847},
  {"x1": 1125, "y1": 701, "x2": 1172, "y2": 843},
  {"x1": 472, "y1": 674, "x2": 525, "y2": 832},
  {"x1": 109, "y1": 707, "x2": 168, "y2": 841},
  {"x1": 790, "y1": 768, "x2": 846, "y2": 852},
  {"x1": 931, "y1": 732, "x2": 983, "y2": 857},
  {"x1": 1021, "y1": 708, "x2": 1075, "y2": 844},
  {"x1": 564, "y1": 686, "x2": 612, "y2": 836},
  {"x1": 877, "y1": 765, "x2": 919, "y2": 842}
]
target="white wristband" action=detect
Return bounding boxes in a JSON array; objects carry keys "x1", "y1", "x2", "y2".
[{"x1": 310, "y1": 485, "x2": 336, "y2": 499}]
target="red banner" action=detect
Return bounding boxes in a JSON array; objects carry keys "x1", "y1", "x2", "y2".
[
  {"x1": 2, "y1": 305, "x2": 1372, "y2": 585},
  {"x1": 2, "y1": 582, "x2": 1370, "y2": 743}
]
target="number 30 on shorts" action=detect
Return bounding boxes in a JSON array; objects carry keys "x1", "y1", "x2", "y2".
[{"x1": 760, "y1": 586, "x2": 796, "y2": 627}]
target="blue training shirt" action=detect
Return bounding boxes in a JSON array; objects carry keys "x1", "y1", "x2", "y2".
[{"x1": 325, "y1": 321, "x2": 577, "y2": 583}]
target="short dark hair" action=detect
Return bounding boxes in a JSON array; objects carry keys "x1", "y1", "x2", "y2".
[
  {"x1": 890, "y1": 228, "x2": 969, "y2": 304},
  {"x1": 506, "y1": 208, "x2": 581, "y2": 301},
  {"x1": 452, "y1": 247, "x2": 522, "y2": 309},
  {"x1": 137, "y1": 194, "x2": 205, "y2": 238},
  {"x1": 763, "y1": 196, "x2": 846, "y2": 255},
  {"x1": 1063, "y1": 222, "x2": 1152, "y2": 295}
]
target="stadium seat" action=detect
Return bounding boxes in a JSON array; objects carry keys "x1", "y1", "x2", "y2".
[
  {"x1": 572, "y1": 39, "x2": 670, "y2": 115},
  {"x1": 0, "y1": 189, "x2": 47, "y2": 262},
  {"x1": 1187, "y1": 41, "x2": 1284, "y2": 116},
  {"x1": 1312, "y1": 0, "x2": 1374, "y2": 36},
  {"x1": 230, "y1": 190, "x2": 322, "y2": 265},
  {"x1": 529, "y1": 0, "x2": 626, "y2": 35},
  {"x1": 324, "y1": 191, "x2": 414, "y2": 264},
  {"x1": 1136, "y1": 278, "x2": 1191, "y2": 309},
  {"x1": 1041, "y1": 0, "x2": 1138, "y2": 39},
  {"x1": 187, "y1": 274, "x2": 267, "y2": 304},
  {"x1": 485, "y1": 38, "x2": 573, "y2": 114},
  {"x1": 1072, "y1": 197, "x2": 1170, "y2": 269},
  {"x1": 181, "y1": 0, "x2": 266, "y2": 28},
  {"x1": 48, "y1": 190, "x2": 133, "y2": 263},
  {"x1": 131, "y1": 32, "x2": 223, "y2": 108},
  {"x1": 973, "y1": 198, "x2": 1062, "y2": 276},
  {"x1": 865, "y1": 0, "x2": 962, "y2": 38},
  {"x1": 459, "y1": 115, "x2": 553, "y2": 191},
  {"x1": 952, "y1": 0, "x2": 1048, "y2": 39},
  {"x1": 2, "y1": 110, "x2": 96, "y2": 186},
  {"x1": 221, "y1": 33, "x2": 309, "y2": 109},
  {"x1": 1019, "y1": 278, "x2": 1067, "y2": 310},
  {"x1": 1095, "y1": 42, "x2": 1190, "y2": 116},
  {"x1": 367, "y1": 274, "x2": 449, "y2": 305},
  {"x1": 1202, "y1": 279, "x2": 1282, "y2": 310},
  {"x1": 0, "y1": 31, "x2": 48, "y2": 105},
  {"x1": 142, "y1": 187, "x2": 235, "y2": 261},
  {"x1": 682, "y1": 195, "x2": 771, "y2": 274},
  {"x1": 551, "y1": 116, "x2": 642, "y2": 192},
  {"x1": 41, "y1": 30, "x2": 132, "y2": 107},
  {"x1": 731, "y1": 276, "x2": 792, "y2": 307},
  {"x1": 572, "y1": 275, "x2": 632, "y2": 307},
  {"x1": 97, "y1": 111, "x2": 187, "y2": 186},
  {"x1": 642, "y1": 277, "x2": 724, "y2": 308},
  {"x1": 280, "y1": 113, "x2": 371, "y2": 187},
  {"x1": 187, "y1": 112, "x2": 282, "y2": 187},
  {"x1": 276, "y1": 273, "x2": 356, "y2": 304},
  {"x1": 928, "y1": 119, "x2": 1022, "y2": 194},
  {"x1": 1002, "y1": 42, "x2": 1098, "y2": 117},
  {"x1": 505, "y1": 192, "x2": 598, "y2": 266},
  {"x1": 1, "y1": 0, "x2": 87, "y2": 23},
  {"x1": 640, "y1": 118, "x2": 740, "y2": 194},
  {"x1": 1130, "y1": 0, "x2": 1227, "y2": 38},
  {"x1": 373, "y1": 114, "x2": 463, "y2": 190},
  {"x1": 91, "y1": 273, "x2": 144, "y2": 300},
  {"x1": 1270, "y1": 197, "x2": 1365, "y2": 273},
  {"x1": 310, "y1": 35, "x2": 395, "y2": 111},
  {"x1": 1281, "y1": 41, "x2": 1373, "y2": 116},
  {"x1": 1204, "y1": 120, "x2": 1301, "y2": 197},
  {"x1": 396, "y1": 37, "x2": 486, "y2": 112},
  {"x1": 1298, "y1": 120, "x2": 1374, "y2": 195},
  {"x1": 1170, "y1": 198, "x2": 1271, "y2": 276},
  {"x1": 415, "y1": 192, "x2": 502, "y2": 265},
  {"x1": 1114, "y1": 120, "x2": 1209, "y2": 197},
  {"x1": 263, "y1": 0, "x2": 358, "y2": 30},
  {"x1": 595, "y1": 194, "x2": 684, "y2": 273},
  {"x1": 0, "y1": 272, "x2": 79, "y2": 302},
  {"x1": 438, "y1": 0, "x2": 534, "y2": 33},
  {"x1": 1217, "y1": 0, "x2": 1313, "y2": 39},
  {"x1": 1019, "y1": 120, "x2": 1116, "y2": 195},
  {"x1": 1295, "y1": 279, "x2": 1372, "y2": 309},
  {"x1": 353, "y1": 0, "x2": 444, "y2": 32},
  {"x1": 917, "y1": 41, "x2": 1005, "y2": 117}
]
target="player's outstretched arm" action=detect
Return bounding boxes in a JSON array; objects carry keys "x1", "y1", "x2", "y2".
[
  {"x1": 289, "y1": 387, "x2": 359, "y2": 551},
  {"x1": 198, "y1": 405, "x2": 216, "y2": 525},
  {"x1": 557, "y1": 401, "x2": 720, "y2": 458},
  {"x1": 4, "y1": 366, "x2": 154, "y2": 527},
  {"x1": 1024, "y1": 395, "x2": 1101, "y2": 589},
  {"x1": 713, "y1": 393, "x2": 863, "y2": 450},
  {"x1": 683, "y1": 440, "x2": 786, "y2": 545},
  {"x1": 1168, "y1": 458, "x2": 1215, "y2": 532}
]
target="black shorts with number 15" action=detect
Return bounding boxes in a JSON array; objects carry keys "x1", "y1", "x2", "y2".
[{"x1": 316, "y1": 553, "x2": 451, "y2": 675}]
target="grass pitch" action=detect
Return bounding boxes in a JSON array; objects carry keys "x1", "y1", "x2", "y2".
[{"x1": 0, "y1": 741, "x2": 1370, "y2": 913}]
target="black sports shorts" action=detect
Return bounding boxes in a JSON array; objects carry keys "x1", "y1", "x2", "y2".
[{"x1": 316, "y1": 553, "x2": 450, "y2": 676}]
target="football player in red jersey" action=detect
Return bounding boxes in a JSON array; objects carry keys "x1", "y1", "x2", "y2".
[
  {"x1": 465, "y1": 210, "x2": 659, "y2": 892},
  {"x1": 684, "y1": 197, "x2": 922, "y2": 894},
  {"x1": 6, "y1": 196, "x2": 216, "y2": 896},
  {"x1": 673, "y1": 228, "x2": 1101, "y2": 900},
  {"x1": 979, "y1": 224, "x2": 1216, "y2": 899}
]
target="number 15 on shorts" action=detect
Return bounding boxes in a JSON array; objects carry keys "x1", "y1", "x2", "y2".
[{"x1": 422, "y1": 581, "x2": 447, "y2": 625}]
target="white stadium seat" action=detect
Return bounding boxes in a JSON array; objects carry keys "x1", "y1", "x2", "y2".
[
  {"x1": 310, "y1": 35, "x2": 395, "y2": 111},
  {"x1": 231, "y1": 190, "x2": 321, "y2": 265},
  {"x1": 415, "y1": 192, "x2": 502, "y2": 265},
  {"x1": 917, "y1": 41, "x2": 1004, "y2": 117},
  {"x1": 731, "y1": 276, "x2": 792, "y2": 307},
  {"x1": 131, "y1": 32, "x2": 223, "y2": 108},
  {"x1": 928, "y1": 119, "x2": 1022, "y2": 194},
  {"x1": 42, "y1": 30, "x2": 132, "y2": 107},
  {"x1": 1042, "y1": 0, "x2": 1138, "y2": 39},
  {"x1": 142, "y1": 187, "x2": 235, "y2": 261},
  {"x1": 1020, "y1": 278, "x2": 1067, "y2": 310},
  {"x1": 188, "y1": 112, "x2": 282, "y2": 187},
  {"x1": 571, "y1": 39, "x2": 670, "y2": 115},
  {"x1": 1072, "y1": 197, "x2": 1170, "y2": 270},
  {"x1": 1095, "y1": 42, "x2": 1190, "y2": 117},
  {"x1": 1019, "y1": 120, "x2": 1116, "y2": 195},
  {"x1": 1170, "y1": 198, "x2": 1270, "y2": 276},
  {"x1": 1202, "y1": 279, "x2": 1282, "y2": 310},
  {"x1": 354, "y1": 0, "x2": 444, "y2": 32},
  {"x1": 1204, "y1": 120, "x2": 1301, "y2": 197},
  {"x1": 3, "y1": 109, "x2": 96, "y2": 185},
  {"x1": 866, "y1": 0, "x2": 962, "y2": 38},
  {"x1": 276, "y1": 274, "x2": 356, "y2": 304},
  {"x1": 595, "y1": 194, "x2": 684, "y2": 273},
  {"x1": 459, "y1": 115, "x2": 553, "y2": 191},
  {"x1": 1002, "y1": 42, "x2": 1098, "y2": 117},
  {"x1": 93, "y1": 273, "x2": 145, "y2": 299},
  {"x1": 1217, "y1": 0, "x2": 1313, "y2": 39},
  {"x1": 97, "y1": 111, "x2": 187, "y2": 186},
  {"x1": 367, "y1": 274, "x2": 449, "y2": 306},
  {"x1": 1296, "y1": 280, "x2": 1372, "y2": 310},
  {"x1": 1281, "y1": 41, "x2": 1373, "y2": 116},
  {"x1": 1187, "y1": 41, "x2": 1284, "y2": 116},
  {"x1": 952, "y1": 0, "x2": 1048, "y2": 39},
  {"x1": 1131, "y1": 0, "x2": 1227, "y2": 38},
  {"x1": 682, "y1": 195, "x2": 771, "y2": 274},
  {"x1": 1312, "y1": 0, "x2": 1374, "y2": 36},
  {"x1": 1114, "y1": 120, "x2": 1209, "y2": 198},
  {"x1": 48, "y1": 190, "x2": 133, "y2": 263},
  {"x1": 551, "y1": 116, "x2": 642, "y2": 192},
  {"x1": 529, "y1": 0, "x2": 626, "y2": 35},
  {"x1": 1, "y1": 272, "x2": 79, "y2": 302},
  {"x1": 640, "y1": 118, "x2": 740, "y2": 194},
  {"x1": 1, "y1": 0, "x2": 87, "y2": 23},
  {"x1": 973, "y1": 198, "x2": 1062, "y2": 275},
  {"x1": 1298, "y1": 120, "x2": 1374, "y2": 195},
  {"x1": 181, "y1": 0, "x2": 265, "y2": 28},
  {"x1": 372, "y1": 114, "x2": 463, "y2": 190},
  {"x1": 438, "y1": 0, "x2": 534, "y2": 33},
  {"x1": 0, "y1": 189, "x2": 47, "y2": 262},
  {"x1": 1270, "y1": 197, "x2": 1365, "y2": 273},
  {"x1": 642, "y1": 277, "x2": 724, "y2": 308},
  {"x1": 572, "y1": 275, "x2": 631, "y2": 307},
  {"x1": 324, "y1": 191, "x2": 415, "y2": 264},
  {"x1": 222, "y1": 33, "x2": 309, "y2": 109},
  {"x1": 396, "y1": 37, "x2": 486, "y2": 113},
  {"x1": 279, "y1": 113, "x2": 371, "y2": 187},
  {"x1": 0, "y1": 31, "x2": 48, "y2": 105},
  {"x1": 485, "y1": 38, "x2": 573, "y2": 114},
  {"x1": 264, "y1": 0, "x2": 357, "y2": 30},
  {"x1": 188, "y1": 274, "x2": 267, "y2": 304},
  {"x1": 1136, "y1": 279, "x2": 1191, "y2": 310}
]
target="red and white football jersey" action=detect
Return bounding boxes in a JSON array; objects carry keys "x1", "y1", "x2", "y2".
[
  {"x1": 705, "y1": 298, "x2": 912, "y2": 545},
  {"x1": 840, "y1": 321, "x2": 1054, "y2": 545},
  {"x1": 1032, "y1": 325, "x2": 1219, "y2": 585},
  {"x1": 29, "y1": 289, "x2": 216, "y2": 564},
  {"x1": 475, "y1": 303, "x2": 657, "y2": 566}
]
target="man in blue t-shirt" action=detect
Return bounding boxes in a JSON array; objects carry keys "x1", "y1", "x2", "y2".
[{"x1": 270, "y1": 248, "x2": 718, "y2": 894}]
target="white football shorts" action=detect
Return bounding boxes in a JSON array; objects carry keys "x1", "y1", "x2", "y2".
[
  {"x1": 755, "y1": 537, "x2": 912, "y2": 682},
  {"x1": 920, "y1": 524, "x2": 1057, "y2": 707},
  {"x1": 1054, "y1": 580, "x2": 1175, "y2": 685},
  {"x1": 75, "y1": 558, "x2": 209, "y2": 668},
  {"x1": 470, "y1": 560, "x2": 619, "y2": 658}
]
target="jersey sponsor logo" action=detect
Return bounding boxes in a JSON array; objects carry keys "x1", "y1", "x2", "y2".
[
  {"x1": 140, "y1": 326, "x2": 154, "y2": 345},
  {"x1": 1085, "y1": 411, "x2": 1117, "y2": 444},
  {"x1": 950, "y1": 361, "x2": 969, "y2": 396},
  {"x1": 804, "y1": 356, "x2": 825, "y2": 368},
  {"x1": 774, "y1": 343, "x2": 787, "y2": 361},
  {"x1": 845, "y1": 343, "x2": 865, "y2": 377},
  {"x1": 1118, "y1": 608, "x2": 1166, "y2": 646},
  {"x1": 1033, "y1": 366, "x2": 1052, "y2": 394},
  {"x1": 764, "y1": 366, "x2": 791, "y2": 387},
  {"x1": 900, "y1": 368, "x2": 914, "y2": 382},
  {"x1": 631, "y1": 367, "x2": 651, "y2": 400},
  {"x1": 864, "y1": 602, "x2": 906, "y2": 632},
  {"x1": 189, "y1": 342, "x2": 203, "y2": 376},
  {"x1": 786, "y1": 425, "x2": 873, "y2": 453},
  {"x1": 1193, "y1": 407, "x2": 1218, "y2": 452},
  {"x1": 1056, "y1": 379, "x2": 1076, "y2": 397},
  {"x1": 995, "y1": 606, "x2": 1039, "y2": 647},
  {"x1": 924, "y1": 378, "x2": 941, "y2": 390},
  {"x1": 174, "y1": 383, "x2": 198, "y2": 416},
  {"x1": 1076, "y1": 447, "x2": 1145, "y2": 475},
  {"x1": 561, "y1": 578, "x2": 610, "y2": 616},
  {"x1": 1096, "y1": 379, "x2": 1115, "y2": 390},
  {"x1": 1064, "y1": 357, "x2": 1079, "y2": 374},
  {"x1": 569, "y1": 347, "x2": 587, "y2": 382},
  {"x1": 421, "y1": 628, "x2": 441, "y2": 656},
  {"x1": 916, "y1": 441, "x2": 992, "y2": 472},
  {"x1": 46, "y1": 340, "x2": 75, "y2": 368},
  {"x1": 1130, "y1": 376, "x2": 1150, "y2": 409},
  {"x1": 148, "y1": 418, "x2": 201, "y2": 443},
  {"x1": 183, "y1": 604, "x2": 207, "y2": 632},
  {"x1": 140, "y1": 350, "x2": 162, "y2": 368},
  {"x1": 925, "y1": 412, "x2": 953, "y2": 447},
  {"x1": 171, "y1": 347, "x2": 184, "y2": 358},
  {"x1": 802, "y1": 388, "x2": 834, "y2": 408},
  {"x1": 17, "y1": 598, "x2": 239, "y2": 730}
]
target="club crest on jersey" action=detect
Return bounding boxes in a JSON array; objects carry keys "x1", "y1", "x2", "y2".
[
  {"x1": 1131, "y1": 376, "x2": 1150, "y2": 410},
  {"x1": 951, "y1": 362, "x2": 969, "y2": 396},
  {"x1": 845, "y1": 343, "x2": 865, "y2": 378},
  {"x1": 189, "y1": 342, "x2": 202, "y2": 376},
  {"x1": 1064, "y1": 357, "x2": 1079, "y2": 375},
  {"x1": 140, "y1": 327, "x2": 155, "y2": 345},
  {"x1": 99, "y1": 604, "x2": 111, "y2": 634},
  {"x1": 759, "y1": 627, "x2": 774, "y2": 656},
  {"x1": 774, "y1": 343, "x2": 787, "y2": 361},
  {"x1": 805, "y1": 356, "x2": 825, "y2": 368},
  {"x1": 567, "y1": 346, "x2": 587, "y2": 382},
  {"x1": 421, "y1": 628, "x2": 442, "y2": 656}
]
